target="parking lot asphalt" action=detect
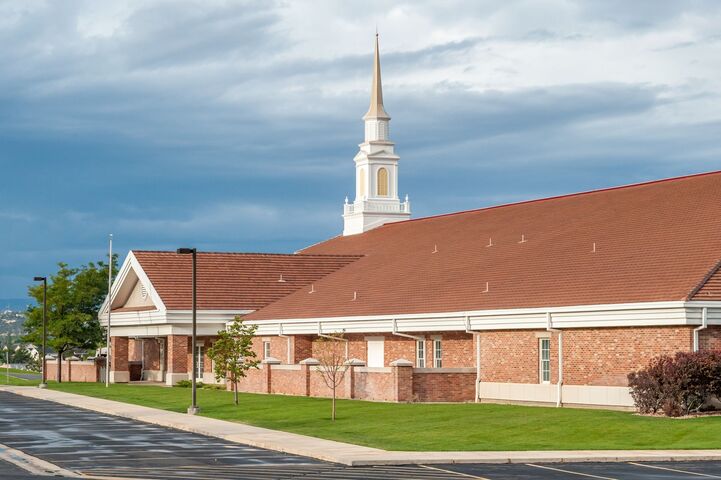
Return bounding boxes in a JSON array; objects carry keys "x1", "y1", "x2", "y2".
[{"x1": 1, "y1": 391, "x2": 721, "y2": 479}]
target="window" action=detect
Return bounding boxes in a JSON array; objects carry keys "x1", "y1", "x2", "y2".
[
  {"x1": 377, "y1": 168, "x2": 388, "y2": 196},
  {"x1": 359, "y1": 168, "x2": 366, "y2": 198},
  {"x1": 263, "y1": 341, "x2": 271, "y2": 359},
  {"x1": 433, "y1": 339, "x2": 442, "y2": 368},
  {"x1": 416, "y1": 340, "x2": 425, "y2": 368},
  {"x1": 539, "y1": 338, "x2": 551, "y2": 383},
  {"x1": 367, "y1": 337, "x2": 384, "y2": 367},
  {"x1": 195, "y1": 345, "x2": 204, "y2": 380}
]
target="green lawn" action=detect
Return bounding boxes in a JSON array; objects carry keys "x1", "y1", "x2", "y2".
[
  {"x1": 43, "y1": 383, "x2": 721, "y2": 451},
  {"x1": 0, "y1": 373, "x2": 40, "y2": 386},
  {"x1": 2, "y1": 367, "x2": 39, "y2": 374}
]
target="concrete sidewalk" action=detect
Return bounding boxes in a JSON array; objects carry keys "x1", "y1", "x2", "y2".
[{"x1": 3, "y1": 385, "x2": 721, "y2": 467}]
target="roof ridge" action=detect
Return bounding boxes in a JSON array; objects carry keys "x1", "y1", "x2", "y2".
[
  {"x1": 132, "y1": 250, "x2": 362, "y2": 258},
  {"x1": 383, "y1": 169, "x2": 721, "y2": 228}
]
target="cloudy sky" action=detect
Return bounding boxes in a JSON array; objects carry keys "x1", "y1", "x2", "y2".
[{"x1": 1, "y1": 0, "x2": 720, "y2": 300}]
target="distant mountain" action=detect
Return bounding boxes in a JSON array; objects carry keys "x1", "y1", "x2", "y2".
[{"x1": 0, "y1": 298, "x2": 33, "y2": 312}]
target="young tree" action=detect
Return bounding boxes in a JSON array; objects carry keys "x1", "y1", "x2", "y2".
[
  {"x1": 23, "y1": 258, "x2": 116, "y2": 382},
  {"x1": 315, "y1": 332, "x2": 349, "y2": 421},
  {"x1": 207, "y1": 316, "x2": 259, "y2": 405}
]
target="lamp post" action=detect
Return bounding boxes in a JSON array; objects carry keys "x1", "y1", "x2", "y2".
[
  {"x1": 3, "y1": 344, "x2": 8, "y2": 385},
  {"x1": 176, "y1": 247, "x2": 199, "y2": 415},
  {"x1": 33, "y1": 276, "x2": 48, "y2": 388}
]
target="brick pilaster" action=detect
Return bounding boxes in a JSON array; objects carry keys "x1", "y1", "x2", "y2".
[
  {"x1": 167, "y1": 335, "x2": 189, "y2": 373},
  {"x1": 390, "y1": 359, "x2": 414, "y2": 402},
  {"x1": 110, "y1": 336, "x2": 129, "y2": 383}
]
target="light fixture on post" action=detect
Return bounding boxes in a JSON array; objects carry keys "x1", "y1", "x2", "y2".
[
  {"x1": 176, "y1": 247, "x2": 199, "y2": 415},
  {"x1": 33, "y1": 276, "x2": 47, "y2": 388}
]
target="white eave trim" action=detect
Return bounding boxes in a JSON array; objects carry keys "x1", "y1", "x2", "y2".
[{"x1": 243, "y1": 300, "x2": 721, "y2": 335}]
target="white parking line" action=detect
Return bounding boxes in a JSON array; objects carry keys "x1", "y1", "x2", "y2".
[
  {"x1": 527, "y1": 463, "x2": 619, "y2": 480},
  {"x1": 628, "y1": 462, "x2": 721, "y2": 478},
  {"x1": 420, "y1": 464, "x2": 491, "y2": 479}
]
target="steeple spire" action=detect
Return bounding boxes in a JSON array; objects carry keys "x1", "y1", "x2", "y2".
[{"x1": 364, "y1": 33, "x2": 390, "y2": 120}]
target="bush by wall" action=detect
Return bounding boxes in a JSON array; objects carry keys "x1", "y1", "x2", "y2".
[{"x1": 628, "y1": 351, "x2": 721, "y2": 417}]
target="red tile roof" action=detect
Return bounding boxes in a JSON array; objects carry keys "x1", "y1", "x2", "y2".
[
  {"x1": 690, "y1": 259, "x2": 721, "y2": 301},
  {"x1": 132, "y1": 251, "x2": 361, "y2": 310},
  {"x1": 246, "y1": 170, "x2": 721, "y2": 321}
]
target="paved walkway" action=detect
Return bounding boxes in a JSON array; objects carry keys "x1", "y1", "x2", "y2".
[{"x1": 3, "y1": 386, "x2": 721, "y2": 467}]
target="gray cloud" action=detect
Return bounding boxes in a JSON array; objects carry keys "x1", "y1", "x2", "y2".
[{"x1": 1, "y1": 0, "x2": 720, "y2": 297}]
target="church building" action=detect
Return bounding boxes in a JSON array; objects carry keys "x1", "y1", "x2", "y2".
[{"x1": 100, "y1": 35, "x2": 721, "y2": 409}]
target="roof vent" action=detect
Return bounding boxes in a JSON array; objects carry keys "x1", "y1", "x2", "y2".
[
  {"x1": 483, "y1": 282, "x2": 489, "y2": 293},
  {"x1": 592, "y1": 242, "x2": 597, "y2": 253},
  {"x1": 432, "y1": 244, "x2": 438, "y2": 254},
  {"x1": 486, "y1": 237, "x2": 493, "y2": 247},
  {"x1": 140, "y1": 285, "x2": 148, "y2": 299},
  {"x1": 309, "y1": 284, "x2": 315, "y2": 294},
  {"x1": 278, "y1": 274, "x2": 286, "y2": 283},
  {"x1": 518, "y1": 234, "x2": 527, "y2": 244},
  {"x1": 352, "y1": 291, "x2": 358, "y2": 301}
]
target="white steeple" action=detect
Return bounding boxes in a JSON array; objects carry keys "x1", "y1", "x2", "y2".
[{"x1": 343, "y1": 34, "x2": 411, "y2": 236}]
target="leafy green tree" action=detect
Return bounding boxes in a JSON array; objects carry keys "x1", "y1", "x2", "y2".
[
  {"x1": 24, "y1": 257, "x2": 117, "y2": 382},
  {"x1": 207, "y1": 316, "x2": 259, "y2": 405}
]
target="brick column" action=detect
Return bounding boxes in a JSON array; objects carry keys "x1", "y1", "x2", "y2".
[
  {"x1": 110, "y1": 336, "x2": 129, "y2": 383},
  {"x1": 166, "y1": 335, "x2": 189, "y2": 385},
  {"x1": 390, "y1": 358, "x2": 414, "y2": 402},
  {"x1": 262, "y1": 357, "x2": 280, "y2": 393},
  {"x1": 299, "y1": 358, "x2": 319, "y2": 396},
  {"x1": 344, "y1": 358, "x2": 365, "y2": 399}
]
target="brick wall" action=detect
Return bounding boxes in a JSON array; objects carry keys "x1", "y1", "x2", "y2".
[
  {"x1": 231, "y1": 326, "x2": 700, "y2": 402},
  {"x1": 310, "y1": 368, "x2": 348, "y2": 398},
  {"x1": 232, "y1": 363, "x2": 473, "y2": 402},
  {"x1": 293, "y1": 336, "x2": 313, "y2": 363},
  {"x1": 413, "y1": 372, "x2": 475, "y2": 402},
  {"x1": 111, "y1": 336, "x2": 129, "y2": 373},
  {"x1": 480, "y1": 330, "x2": 556, "y2": 383},
  {"x1": 46, "y1": 360, "x2": 99, "y2": 382},
  {"x1": 233, "y1": 365, "x2": 265, "y2": 392},
  {"x1": 564, "y1": 326, "x2": 694, "y2": 386},
  {"x1": 354, "y1": 370, "x2": 395, "y2": 401},
  {"x1": 167, "y1": 335, "x2": 188, "y2": 373},
  {"x1": 269, "y1": 366, "x2": 306, "y2": 396},
  {"x1": 480, "y1": 326, "x2": 695, "y2": 387},
  {"x1": 700, "y1": 326, "x2": 721, "y2": 351}
]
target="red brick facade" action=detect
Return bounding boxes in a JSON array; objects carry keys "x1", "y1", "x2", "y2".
[
  {"x1": 167, "y1": 335, "x2": 188, "y2": 373},
  {"x1": 102, "y1": 325, "x2": 720, "y2": 404},
  {"x1": 700, "y1": 326, "x2": 721, "y2": 351},
  {"x1": 111, "y1": 336, "x2": 128, "y2": 373}
]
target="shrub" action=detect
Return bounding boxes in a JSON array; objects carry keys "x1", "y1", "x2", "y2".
[
  {"x1": 628, "y1": 351, "x2": 721, "y2": 416},
  {"x1": 174, "y1": 380, "x2": 204, "y2": 389}
]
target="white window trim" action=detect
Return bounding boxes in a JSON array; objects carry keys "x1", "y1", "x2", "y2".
[
  {"x1": 416, "y1": 339, "x2": 425, "y2": 368},
  {"x1": 263, "y1": 341, "x2": 271, "y2": 359},
  {"x1": 433, "y1": 338, "x2": 442, "y2": 368},
  {"x1": 539, "y1": 338, "x2": 551, "y2": 384}
]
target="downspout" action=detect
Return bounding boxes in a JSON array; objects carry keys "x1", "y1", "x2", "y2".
[
  {"x1": 693, "y1": 307, "x2": 708, "y2": 352},
  {"x1": 465, "y1": 316, "x2": 481, "y2": 404},
  {"x1": 546, "y1": 312, "x2": 563, "y2": 408},
  {"x1": 391, "y1": 319, "x2": 424, "y2": 340}
]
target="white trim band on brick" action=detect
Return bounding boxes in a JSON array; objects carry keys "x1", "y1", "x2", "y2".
[{"x1": 245, "y1": 301, "x2": 721, "y2": 335}]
